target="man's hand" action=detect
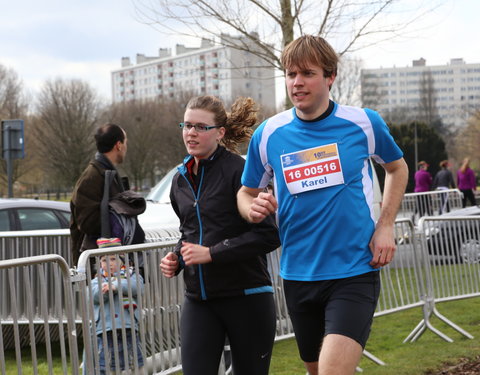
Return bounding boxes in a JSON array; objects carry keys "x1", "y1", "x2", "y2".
[
  {"x1": 238, "y1": 186, "x2": 277, "y2": 223},
  {"x1": 160, "y1": 252, "x2": 179, "y2": 278},
  {"x1": 369, "y1": 224, "x2": 396, "y2": 268},
  {"x1": 180, "y1": 242, "x2": 212, "y2": 266}
]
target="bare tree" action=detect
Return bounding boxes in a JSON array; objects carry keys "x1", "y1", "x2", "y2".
[
  {"x1": 331, "y1": 56, "x2": 363, "y2": 106},
  {"x1": 382, "y1": 106, "x2": 414, "y2": 124},
  {"x1": 134, "y1": 0, "x2": 444, "y2": 70},
  {"x1": 0, "y1": 64, "x2": 28, "y2": 118},
  {"x1": 361, "y1": 77, "x2": 383, "y2": 109},
  {"x1": 418, "y1": 69, "x2": 439, "y2": 126},
  {"x1": 103, "y1": 96, "x2": 187, "y2": 189},
  {"x1": 450, "y1": 110, "x2": 480, "y2": 170},
  {"x1": 0, "y1": 64, "x2": 32, "y2": 196},
  {"x1": 33, "y1": 79, "x2": 99, "y2": 189}
]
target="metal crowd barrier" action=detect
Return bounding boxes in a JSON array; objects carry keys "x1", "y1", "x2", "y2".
[
  {"x1": 0, "y1": 230, "x2": 78, "y2": 334},
  {"x1": 0, "y1": 254, "x2": 80, "y2": 374},
  {"x1": 1, "y1": 216, "x2": 479, "y2": 373},
  {"x1": 76, "y1": 242, "x2": 183, "y2": 375},
  {"x1": 405, "y1": 216, "x2": 480, "y2": 343},
  {"x1": 375, "y1": 219, "x2": 424, "y2": 316},
  {"x1": 397, "y1": 189, "x2": 463, "y2": 224}
]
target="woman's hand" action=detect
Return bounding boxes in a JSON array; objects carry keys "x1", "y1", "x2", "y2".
[
  {"x1": 160, "y1": 252, "x2": 180, "y2": 278},
  {"x1": 180, "y1": 242, "x2": 212, "y2": 266}
]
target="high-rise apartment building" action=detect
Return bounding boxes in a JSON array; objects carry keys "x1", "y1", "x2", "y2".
[
  {"x1": 361, "y1": 58, "x2": 480, "y2": 127},
  {"x1": 111, "y1": 34, "x2": 276, "y2": 110}
]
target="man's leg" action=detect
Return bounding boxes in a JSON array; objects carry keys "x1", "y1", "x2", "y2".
[
  {"x1": 283, "y1": 280, "x2": 325, "y2": 375},
  {"x1": 318, "y1": 334, "x2": 363, "y2": 375},
  {"x1": 317, "y1": 272, "x2": 380, "y2": 375},
  {"x1": 286, "y1": 273, "x2": 379, "y2": 375},
  {"x1": 303, "y1": 334, "x2": 362, "y2": 375},
  {"x1": 304, "y1": 360, "x2": 319, "y2": 375}
]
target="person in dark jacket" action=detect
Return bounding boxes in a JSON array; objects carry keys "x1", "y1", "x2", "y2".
[
  {"x1": 432, "y1": 160, "x2": 456, "y2": 214},
  {"x1": 70, "y1": 123, "x2": 145, "y2": 266},
  {"x1": 160, "y1": 95, "x2": 280, "y2": 375}
]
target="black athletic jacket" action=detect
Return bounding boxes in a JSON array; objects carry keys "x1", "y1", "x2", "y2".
[{"x1": 170, "y1": 146, "x2": 280, "y2": 300}]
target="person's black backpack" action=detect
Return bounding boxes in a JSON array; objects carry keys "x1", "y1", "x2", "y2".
[{"x1": 101, "y1": 170, "x2": 146, "y2": 246}]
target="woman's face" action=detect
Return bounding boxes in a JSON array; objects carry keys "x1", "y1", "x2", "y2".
[{"x1": 182, "y1": 108, "x2": 225, "y2": 162}]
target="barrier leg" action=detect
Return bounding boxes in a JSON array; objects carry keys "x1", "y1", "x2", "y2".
[
  {"x1": 433, "y1": 307, "x2": 474, "y2": 339},
  {"x1": 362, "y1": 349, "x2": 386, "y2": 366}
]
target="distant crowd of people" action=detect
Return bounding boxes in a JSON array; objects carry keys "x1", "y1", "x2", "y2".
[{"x1": 414, "y1": 157, "x2": 477, "y2": 216}]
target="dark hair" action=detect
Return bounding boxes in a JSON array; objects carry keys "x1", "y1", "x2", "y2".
[
  {"x1": 185, "y1": 95, "x2": 258, "y2": 154},
  {"x1": 281, "y1": 35, "x2": 338, "y2": 78},
  {"x1": 95, "y1": 123, "x2": 125, "y2": 153}
]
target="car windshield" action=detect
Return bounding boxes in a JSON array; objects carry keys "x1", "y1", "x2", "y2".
[{"x1": 146, "y1": 166, "x2": 179, "y2": 203}]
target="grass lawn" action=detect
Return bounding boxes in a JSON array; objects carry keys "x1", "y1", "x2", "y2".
[
  {"x1": 270, "y1": 297, "x2": 480, "y2": 374},
  {"x1": 4, "y1": 298, "x2": 480, "y2": 374}
]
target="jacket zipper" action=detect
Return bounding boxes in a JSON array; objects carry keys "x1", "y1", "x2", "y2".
[{"x1": 181, "y1": 165, "x2": 207, "y2": 300}]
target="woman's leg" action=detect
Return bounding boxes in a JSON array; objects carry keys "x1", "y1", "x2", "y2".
[
  {"x1": 220, "y1": 293, "x2": 276, "y2": 375},
  {"x1": 180, "y1": 297, "x2": 226, "y2": 375}
]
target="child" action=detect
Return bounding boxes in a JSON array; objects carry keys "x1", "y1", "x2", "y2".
[{"x1": 91, "y1": 253, "x2": 144, "y2": 374}]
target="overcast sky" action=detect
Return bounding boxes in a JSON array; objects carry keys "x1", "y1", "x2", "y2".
[{"x1": 1, "y1": 0, "x2": 479, "y2": 104}]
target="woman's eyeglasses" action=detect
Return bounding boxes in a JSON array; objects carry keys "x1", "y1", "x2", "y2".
[{"x1": 179, "y1": 122, "x2": 221, "y2": 132}]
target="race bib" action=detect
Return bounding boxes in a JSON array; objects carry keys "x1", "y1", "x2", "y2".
[{"x1": 281, "y1": 143, "x2": 344, "y2": 194}]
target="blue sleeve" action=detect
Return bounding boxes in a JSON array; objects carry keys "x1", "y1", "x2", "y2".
[
  {"x1": 119, "y1": 272, "x2": 143, "y2": 298},
  {"x1": 365, "y1": 109, "x2": 403, "y2": 164},
  {"x1": 241, "y1": 121, "x2": 271, "y2": 188},
  {"x1": 91, "y1": 276, "x2": 103, "y2": 303}
]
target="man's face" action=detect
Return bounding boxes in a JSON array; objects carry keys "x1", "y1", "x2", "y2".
[{"x1": 285, "y1": 62, "x2": 335, "y2": 120}]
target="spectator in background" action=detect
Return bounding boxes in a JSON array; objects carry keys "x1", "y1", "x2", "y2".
[
  {"x1": 432, "y1": 160, "x2": 456, "y2": 214},
  {"x1": 457, "y1": 157, "x2": 477, "y2": 207},
  {"x1": 414, "y1": 161, "x2": 432, "y2": 217},
  {"x1": 70, "y1": 124, "x2": 145, "y2": 266},
  {"x1": 89, "y1": 254, "x2": 144, "y2": 375}
]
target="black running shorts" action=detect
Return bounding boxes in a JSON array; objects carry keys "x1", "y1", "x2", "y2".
[{"x1": 283, "y1": 271, "x2": 380, "y2": 362}]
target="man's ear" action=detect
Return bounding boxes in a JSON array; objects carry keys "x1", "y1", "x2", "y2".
[{"x1": 328, "y1": 74, "x2": 336, "y2": 91}]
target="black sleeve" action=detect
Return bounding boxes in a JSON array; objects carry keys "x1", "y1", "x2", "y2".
[
  {"x1": 209, "y1": 157, "x2": 280, "y2": 263},
  {"x1": 209, "y1": 213, "x2": 280, "y2": 264}
]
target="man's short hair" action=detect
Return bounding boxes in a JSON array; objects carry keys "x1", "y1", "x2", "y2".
[
  {"x1": 95, "y1": 123, "x2": 125, "y2": 153},
  {"x1": 281, "y1": 35, "x2": 338, "y2": 78}
]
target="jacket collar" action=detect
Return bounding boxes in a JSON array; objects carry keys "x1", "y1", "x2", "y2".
[
  {"x1": 95, "y1": 152, "x2": 116, "y2": 170},
  {"x1": 179, "y1": 146, "x2": 226, "y2": 176}
]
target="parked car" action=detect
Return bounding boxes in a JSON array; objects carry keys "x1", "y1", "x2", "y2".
[
  {"x1": 139, "y1": 166, "x2": 180, "y2": 230},
  {"x1": 139, "y1": 158, "x2": 383, "y2": 230},
  {"x1": 424, "y1": 205, "x2": 480, "y2": 264},
  {"x1": 0, "y1": 198, "x2": 71, "y2": 231}
]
